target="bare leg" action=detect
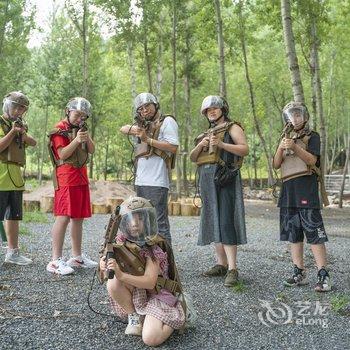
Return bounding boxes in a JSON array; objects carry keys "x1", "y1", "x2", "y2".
[
  {"x1": 70, "y1": 218, "x2": 84, "y2": 257},
  {"x1": 214, "y1": 243, "x2": 227, "y2": 266},
  {"x1": 107, "y1": 278, "x2": 135, "y2": 314},
  {"x1": 142, "y1": 315, "x2": 174, "y2": 347},
  {"x1": 310, "y1": 243, "x2": 327, "y2": 270},
  {"x1": 4, "y1": 220, "x2": 19, "y2": 249},
  {"x1": 290, "y1": 242, "x2": 304, "y2": 269},
  {"x1": 51, "y1": 216, "x2": 70, "y2": 260},
  {"x1": 223, "y1": 244, "x2": 237, "y2": 270}
]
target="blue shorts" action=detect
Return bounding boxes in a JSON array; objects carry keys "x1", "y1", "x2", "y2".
[
  {"x1": 0, "y1": 191, "x2": 23, "y2": 220},
  {"x1": 280, "y1": 207, "x2": 328, "y2": 244}
]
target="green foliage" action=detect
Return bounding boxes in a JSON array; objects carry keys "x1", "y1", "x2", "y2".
[
  {"x1": 0, "y1": 0, "x2": 348, "y2": 187},
  {"x1": 230, "y1": 280, "x2": 247, "y2": 293},
  {"x1": 330, "y1": 294, "x2": 350, "y2": 315},
  {"x1": 20, "y1": 225, "x2": 31, "y2": 236},
  {"x1": 23, "y1": 210, "x2": 49, "y2": 224}
]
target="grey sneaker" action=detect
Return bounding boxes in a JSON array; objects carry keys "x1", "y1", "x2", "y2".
[
  {"x1": 202, "y1": 264, "x2": 228, "y2": 277},
  {"x1": 284, "y1": 264, "x2": 308, "y2": 287},
  {"x1": 224, "y1": 269, "x2": 239, "y2": 287},
  {"x1": 315, "y1": 267, "x2": 331, "y2": 292},
  {"x1": 125, "y1": 313, "x2": 142, "y2": 336},
  {"x1": 5, "y1": 248, "x2": 32, "y2": 265}
]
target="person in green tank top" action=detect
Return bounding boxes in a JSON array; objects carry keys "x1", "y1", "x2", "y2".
[{"x1": 0, "y1": 91, "x2": 36, "y2": 265}]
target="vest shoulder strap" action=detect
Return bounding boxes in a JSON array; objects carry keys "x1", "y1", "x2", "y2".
[
  {"x1": 47, "y1": 128, "x2": 70, "y2": 138},
  {"x1": 160, "y1": 114, "x2": 177, "y2": 123}
]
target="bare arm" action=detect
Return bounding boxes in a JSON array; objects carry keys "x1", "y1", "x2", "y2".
[
  {"x1": 23, "y1": 133, "x2": 37, "y2": 147},
  {"x1": 120, "y1": 124, "x2": 138, "y2": 135},
  {"x1": 57, "y1": 129, "x2": 89, "y2": 160},
  {"x1": 273, "y1": 138, "x2": 317, "y2": 169},
  {"x1": 86, "y1": 135, "x2": 95, "y2": 154},
  {"x1": 212, "y1": 124, "x2": 249, "y2": 157},
  {"x1": 121, "y1": 124, "x2": 178, "y2": 154},
  {"x1": 107, "y1": 257, "x2": 159, "y2": 290},
  {"x1": 0, "y1": 128, "x2": 17, "y2": 152},
  {"x1": 189, "y1": 137, "x2": 209, "y2": 162}
]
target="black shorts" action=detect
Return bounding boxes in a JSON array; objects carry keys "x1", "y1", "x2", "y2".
[
  {"x1": 280, "y1": 207, "x2": 328, "y2": 244},
  {"x1": 0, "y1": 191, "x2": 23, "y2": 220}
]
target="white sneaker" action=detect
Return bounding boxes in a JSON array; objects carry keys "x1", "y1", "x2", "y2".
[
  {"x1": 5, "y1": 248, "x2": 32, "y2": 265},
  {"x1": 125, "y1": 313, "x2": 143, "y2": 336},
  {"x1": 67, "y1": 253, "x2": 98, "y2": 269},
  {"x1": 46, "y1": 257, "x2": 74, "y2": 275}
]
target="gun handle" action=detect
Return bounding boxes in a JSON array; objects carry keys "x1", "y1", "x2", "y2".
[
  {"x1": 208, "y1": 134, "x2": 216, "y2": 155},
  {"x1": 105, "y1": 249, "x2": 115, "y2": 280},
  {"x1": 285, "y1": 132, "x2": 291, "y2": 156}
]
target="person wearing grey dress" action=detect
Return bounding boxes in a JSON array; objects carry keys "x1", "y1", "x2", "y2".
[{"x1": 190, "y1": 96, "x2": 249, "y2": 287}]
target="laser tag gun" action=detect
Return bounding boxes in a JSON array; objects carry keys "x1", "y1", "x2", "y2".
[
  {"x1": 0, "y1": 222, "x2": 7, "y2": 243},
  {"x1": 78, "y1": 120, "x2": 88, "y2": 150},
  {"x1": 98, "y1": 206, "x2": 121, "y2": 282},
  {"x1": 134, "y1": 113, "x2": 152, "y2": 144},
  {"x1": 13, "y1": 118, "x2": 27, "y2": 149},
  {"x1": 282, "y1": 122, "x2": 294, "y2": 156},
  {"x1": 200, "y1": 122, "x2": 228, "y2": 154}
]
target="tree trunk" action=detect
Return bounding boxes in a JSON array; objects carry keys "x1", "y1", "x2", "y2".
[
  {"x1": 103, "y1": 132, "x2": 109, "y2": 181},
  {"x1": 281, "y1": 0, "x2": 305, "y2": 103},
  {"x1": 127, "y1": 41, "x2": 137, "y2": 101},
  {"x1": 213, "y1": 0, "x2": 227, "y2": 98},
  {"x1": 0, "y1": 0, "x2": 10, "y2": 58},
  {"x1": 339, "y1": 139, "x2": 350, "y2": 208},
  {"x1": 143, "y1": 38, "x2": 153, "y2": 93},
  {"x1": 82, "y1": 0, "x2": 89, "y2": 97},
  {"x1": 310, "y1": 16, "x2": 327, "y2": 176},
  {"x1": 38, "y1": 104, "x2": 49, "y2": 184},
  {"x1": 182, "y1": 17, "x2": 192, "y2": 196},
  {"x1": 171, "y1": 0, "x2": 181, "y2": 198},
  {"x1": 156, "y1": 39, "x2": 163, "y2": 100},
  {"x1": 238, "y1": 1, "x2": 274, "y2": 186}
]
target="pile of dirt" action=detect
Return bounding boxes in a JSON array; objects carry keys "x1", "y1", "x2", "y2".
[{"x1": 23, "y1": 180, "x2": 135, "y2": 203}]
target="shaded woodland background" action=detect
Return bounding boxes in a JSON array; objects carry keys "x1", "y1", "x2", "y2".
[{"x1": 0, "y1": 0, "x2": 349, "y2": 197}]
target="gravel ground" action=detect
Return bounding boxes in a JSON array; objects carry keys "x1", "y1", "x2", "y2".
[{"x1": 0, "y1": 200, "x2": 349, "y2": 350}]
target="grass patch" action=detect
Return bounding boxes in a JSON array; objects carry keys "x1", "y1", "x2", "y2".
[
  {"x1": 23, "y1": 210, "x2": 48, "y2": 223},
  {"x1": 231, "y1": 280, "x2": 247, "y2": 293},
  {"x1": 20, "y1": 225, "x2": 31, "y2": 236},
  {"x1": 330, "y1": 294, "x2": 350, "y2": 315},
  {"x1": 276, "y1": 292, "x2": 288, "y2": 303}
]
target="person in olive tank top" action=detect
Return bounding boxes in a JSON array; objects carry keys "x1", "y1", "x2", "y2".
[{"x1": 0, "y1": 91, "x2": 36, "y2": 265}]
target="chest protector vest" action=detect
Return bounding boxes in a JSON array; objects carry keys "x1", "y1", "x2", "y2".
[
  {"x1": 112, "y1": 234, "x2": 183, "y2": 295},
  {"x1": 134, "y1": 115, "x2": 177, "y2": 170},
  {"x1": 47, "y1": 127, "x2": 89, "y2": 169},
  {"x1": 195, "y1": 121, "x2": 236, "y2": 166},
  {"x1": 280, "y1": 135, "x2": 314, "y2": 181},
  {"x1": 0, "y1": 117, "x2": 26, "y2": 166}
]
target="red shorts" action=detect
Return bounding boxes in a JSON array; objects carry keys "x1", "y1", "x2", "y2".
[{"x1": 54, "y1": 185, "x2": 91, "y2": 218}]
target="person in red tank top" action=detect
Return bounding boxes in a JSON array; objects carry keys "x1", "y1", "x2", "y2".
[{"x1": 46, "y1": 97, "x2": 97, "y2": 275}]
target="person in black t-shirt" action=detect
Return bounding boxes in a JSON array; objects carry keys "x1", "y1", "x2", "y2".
[{"x1": 273, "y1": 101, "x2": 331, "y2": 292}]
